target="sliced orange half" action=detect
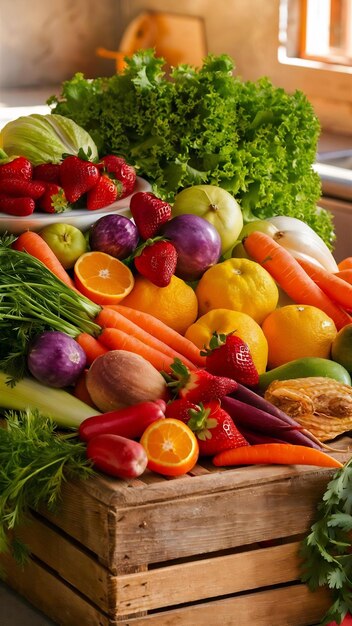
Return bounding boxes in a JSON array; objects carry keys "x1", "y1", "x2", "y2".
[
  {"x1": 140, "y1": 418, "x2": 199, "y2": 477},
  {"x1": 74, "y1": 251, "x2": 134, "y2": 305}
]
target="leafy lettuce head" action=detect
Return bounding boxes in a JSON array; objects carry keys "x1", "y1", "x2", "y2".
[{"x1": 0, "y1": 113, "x2": 98, "y2": 165}]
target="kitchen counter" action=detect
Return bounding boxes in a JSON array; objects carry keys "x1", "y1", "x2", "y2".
[{"x1": 0, "y1": 582, "x2": 55, "y2": 625}]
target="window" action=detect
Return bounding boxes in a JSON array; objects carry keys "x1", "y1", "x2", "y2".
[{"x1": 300, "y1": 0, "x2": 352, "y2": 65}]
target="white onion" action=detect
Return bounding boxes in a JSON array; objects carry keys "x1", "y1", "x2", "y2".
[
  {"x1": 267, "y1": 215, "x2": 338, "y2": 270},
  {"x1": 273, "y1": 229, "x2": 339, "y2": 272}
]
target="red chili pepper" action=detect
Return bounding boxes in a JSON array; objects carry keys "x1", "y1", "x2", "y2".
[
  {"x1": 86, "y1": 433, "x2": 148, "y2": 478},
  {"x1": 79, "y1": 399, "x2": 166, "y2": 442}
]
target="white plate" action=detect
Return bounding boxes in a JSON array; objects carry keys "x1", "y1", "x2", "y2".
[{"x1": 0, "y1": 176, "x2": 152, "y2": 234}]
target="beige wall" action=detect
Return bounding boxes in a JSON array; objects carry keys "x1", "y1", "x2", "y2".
[{"x1": 0, "y1": 0, "x2": 122, "y2": 87}]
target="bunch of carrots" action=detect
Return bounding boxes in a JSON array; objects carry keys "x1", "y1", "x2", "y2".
[{"x1": 243, "y1": 231, "x2": 352, "y2": 329}]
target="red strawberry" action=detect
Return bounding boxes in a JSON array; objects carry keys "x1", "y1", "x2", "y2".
[
  {"x1": 203, "y1": 332, "x2": 259, "y2": 387},
  {"x1": 0, "y1": 157, "x2": 33, "y2": 181},
  {"x1": 98, "y1": 155, "x2": 136, "y2": 199},
  {"x1": 130, "y1": 192, "x2": 172, "y2": 240},
  {"x1": 37, "y1": 183, "x2": 70, "y2": 214},
  {"x1": 86, "y1": 174, "x2": 118, "y2": 210},
  {"x1": 0, "y1": 178, "x2": 45, "y2": 200},
  {"x1": 134, "y1": 240, "x2": 177, "y2": 287},
  {"x1": 185, "y1": 401, "x2": 249, "y2": 456},
  {"x1": 33, "y1": 163, "x2": 61, "y2": 184},
  {"x1": 164, "y1": 398, "x2": 199, "y2": 421},
  {"x1": 59, "y1": 156, "x2": 100, "y2": 203},
  {"x1": 0, "y1": 194, "x2": 35, "y2": 216},
  {"x1": 167, "y1": 358, "x2": 238, "y2": 404}
]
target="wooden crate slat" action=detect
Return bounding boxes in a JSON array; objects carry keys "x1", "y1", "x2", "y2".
[
  {"x1": 106, "y1": 472, "x2": 334, "y2": 568},
  {"x1": 112, "y1": 584, "x2": 330, "y2": 626},
  {"x1": 16, "y1": 512, "x2": 111, "y2": 612},
  {"x1": 113, "y1": 540, "x2": 303, "y2": 615},
  {"x1": 2, "y1": 553, "x2": 110, "y2": 626}
]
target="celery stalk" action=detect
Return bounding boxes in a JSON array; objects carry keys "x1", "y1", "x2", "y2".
[{"x1": 0, "y1": 371, "x2": 100, "y2": 428}]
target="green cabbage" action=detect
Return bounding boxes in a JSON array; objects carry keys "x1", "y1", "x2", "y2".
[{"x1": 0, "y1": 113, "x2": 98, "y2": 165}]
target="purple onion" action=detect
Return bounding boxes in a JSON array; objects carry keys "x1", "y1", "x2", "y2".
[
  {"x1": 27, "y1": 331, "x2": 86, "y2": 388},
  {"x1": 160, "y1": 214, "x2": 221, "y2": 281},
  {"x1": 89, "y1": 214, "x2": 139, "y2": 260}
]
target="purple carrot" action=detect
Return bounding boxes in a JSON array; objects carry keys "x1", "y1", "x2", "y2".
[
  {"x1": 237, "y1": 427, "x2": 288, "y2": 446},
  {"x1": 221, "y1": 395, "x2": 322, "y2": 449},
  {"x1": 231, "y1": 383, "x2": 324, "y2": 449}
]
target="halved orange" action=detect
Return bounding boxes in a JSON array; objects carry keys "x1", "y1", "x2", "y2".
[
  {"x1": 140, "y1": 418, "x2": 199, "y2": 477},
  {"x1": 74, "y1": 251, "x2": 134, "y2": 305}
]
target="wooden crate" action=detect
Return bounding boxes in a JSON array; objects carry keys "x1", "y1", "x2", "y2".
[{"x1": 2, "y1": 450, "x2": 348, "y2": 626}]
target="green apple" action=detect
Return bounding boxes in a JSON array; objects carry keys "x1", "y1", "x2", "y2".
[
  {"x1": 39, "y1": 223, "x2": 87, "y2": 269},
  {"x1": 232, "y1": 220, "x2": 278, "y2": 259},
  {"x1": 237, "y1": 219, "x2": 279, "y2": 240},
  {"x1": 172, "y1": 185, "x2": 243, "y2": 255}
]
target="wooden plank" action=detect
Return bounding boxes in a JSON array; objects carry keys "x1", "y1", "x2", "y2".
[
  {"x1": 113, "y1": 584, "x2": 331, "y2": 626},
  {"x1": 107, "y1": 471, "x2": 335, "y2": 568},
  {"x1": 16, "y1": 512, "x2": 111, "y2": 612},
  {"x1": 1, "y1": 553, "x2": 110, "y2": 626},
  {"x1": 113, "y1": 541, "x2": 303, "y2": 615}
]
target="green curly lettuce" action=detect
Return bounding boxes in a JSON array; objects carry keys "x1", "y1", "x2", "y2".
[{"x1": 48, "y1": 49, "x2": 333, "y2": 247}]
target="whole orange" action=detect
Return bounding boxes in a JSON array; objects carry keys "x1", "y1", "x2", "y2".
[
  {"x1": 121, "y1": 274, "x2": 198, "y2": 335},
  {"x1": 195, "y1": 258, "x2": 279, "y2": 325},
  {"x1": 262, "y1": 304, "x2": 337, "y2": 369},
  {"x1": 185, "y1": 308, "x2": 268, "y2": 374}
]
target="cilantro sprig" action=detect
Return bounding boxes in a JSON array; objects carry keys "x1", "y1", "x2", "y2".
[{"x1": 300, "y1": 458, "x2": 352, "y2": 625}]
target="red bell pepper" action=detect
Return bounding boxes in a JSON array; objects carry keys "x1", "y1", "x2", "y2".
[{"x1": 79, "y1": 399, "x2": 166, "y2": 442}]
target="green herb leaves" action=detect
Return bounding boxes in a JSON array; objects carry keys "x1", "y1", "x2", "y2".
[
  {"x1": 0, "y1": 409, "x2": 94, "y2": 565},
  {"x1": 300, "y1": 459, "x2": 352, "y2": 625}
]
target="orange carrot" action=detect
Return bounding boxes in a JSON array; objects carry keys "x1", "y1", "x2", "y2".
[
  {"x1": 12, "y1": 231, "x2": 76, "y2": 288},
  {"x1": 335, "y1": 269, "x2": 352, "y2": 287},
  {"x1": 76, "y1": 332, "x2": 108, "y2": 365},
  {"x1": 243, "y1": 231, "x2": 352, "y2": 330},
  {"x1": 98, "y1": 327, "x2": 178, "y2": 373},
  {"x1": 107, "y1": 304, "x2": 205, "y2": 368},
  {"x1": 297, "y1": 258, "x2": 352, "y2": 311},
  {"x1": 96, "y1": 307, "x2": 197, "y2": 371},
  {"x1": 338, "y1": 257, "x2": 352, "y2": 272},
  {"x1": 73, "y1": 369, "x2": 97, "y2": 409},
  {"x1": 212, "y1": 443, "x2": 343, "y2": 468}
]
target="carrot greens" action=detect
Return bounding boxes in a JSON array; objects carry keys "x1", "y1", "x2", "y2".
[
  {"x1": 300, "y1": 458, "x2": 352, "y2": 625},
  {"x1": 0, "y1": 237, "x2": 101, "y2": 383},
  {"x1": 0, "y1": 409, "x2": 95, "y2": 566}
]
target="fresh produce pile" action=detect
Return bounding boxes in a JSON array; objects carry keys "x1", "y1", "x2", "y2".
[
  {"x1": 0, "y1": 51, "x2": 352, "y2": 625},
  {"x1": 45, "y1": 50, "x2": 333, "y2": 246}
]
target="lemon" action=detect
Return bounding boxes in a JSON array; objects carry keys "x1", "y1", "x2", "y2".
[
  {"x1": 195, "y1": 258, "x2": 279, "y2": 325},
  {"x1": 185, "y1": 308, "x2": 268, "y2": 374}
]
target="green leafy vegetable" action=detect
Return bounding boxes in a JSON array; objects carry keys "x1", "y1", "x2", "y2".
[
  {"x1": 300, "y1": 458, "x2": 352, "y2": 625},
  {"x1": 0, "y1": 113, "x2": 99, "y2": 165},
  {"x1": 48, "y1": 49, "x2": 333, "y2": 247},
  {"x1": 0, "y1": 238, "x2": 101, "y2": 383},
  {"x1": 0, "y1": 409, "x2": 94, "y2": 565}
]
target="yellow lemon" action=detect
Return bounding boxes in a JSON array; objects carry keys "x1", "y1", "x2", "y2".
[
  {"x1": 185, "y1": 308, "x2": 268, "y2": 374},
  {"x1": 121, "y1": 274, "x2": 198, "y2": 335},
  {"x1": 195, "y1": 258, "x2": 279, "y2": 325},
  {"x1": 262, "y1": 304, "x2": 338, "y2": 369}
]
